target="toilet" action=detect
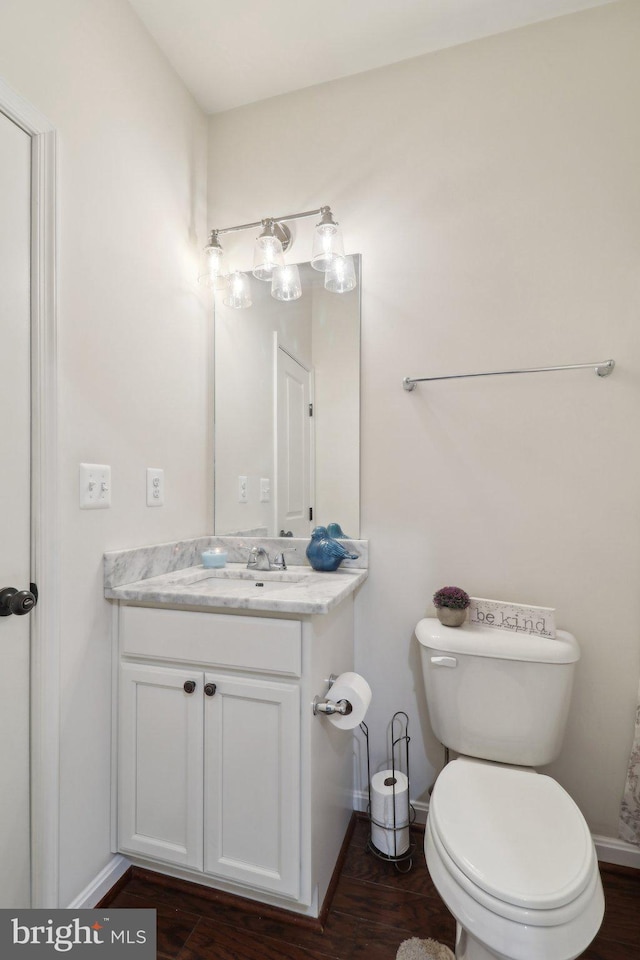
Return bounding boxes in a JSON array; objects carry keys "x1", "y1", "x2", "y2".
[{"x1": 416, "y1": 618, "x2": 604, "y2": 960}]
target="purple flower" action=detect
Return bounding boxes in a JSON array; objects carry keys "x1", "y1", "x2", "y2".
[{"x1": 433, "y1": 586, "x2": 470, "y2": 610}]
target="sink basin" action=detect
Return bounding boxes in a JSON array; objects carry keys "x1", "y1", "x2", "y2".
[{"x1": 167, "y1": 565, "x2": 308, "y2": 586}]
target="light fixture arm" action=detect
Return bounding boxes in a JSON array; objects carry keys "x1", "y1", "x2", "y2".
[{"x1": 212, "y1": 205, "x2": 333, "y2": 239}]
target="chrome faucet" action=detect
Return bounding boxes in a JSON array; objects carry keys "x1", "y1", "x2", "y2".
[
  {"x1": 246, "y1": 546, "x2": 272, "y2": 571},
  {"x1": 246, "y1": 546, "x2": 297, "y2": 571}
]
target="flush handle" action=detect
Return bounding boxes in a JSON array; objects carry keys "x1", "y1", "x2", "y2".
[{"x1": 430, "y1": 656, "x2": 457, "y2": 668}]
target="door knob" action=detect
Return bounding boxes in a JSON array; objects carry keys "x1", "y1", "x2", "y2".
[
  {"x1": 204, "y1": 683, "x2": 217, "y2": 697},
  {"x1": 0, "y1": 585, "x2": 38, "y2": 617},
  {"x1": 183, "y1": 680, "x2": 196, "y2": 694}
]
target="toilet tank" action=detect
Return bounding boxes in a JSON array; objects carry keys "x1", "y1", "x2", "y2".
[{"x1": 415, "y1": 618, "x2": 580, "y2": 766}]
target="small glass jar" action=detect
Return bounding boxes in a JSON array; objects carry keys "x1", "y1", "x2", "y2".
[{"x1": 202, "y1": 548, "x2": 227, "y2": 569}]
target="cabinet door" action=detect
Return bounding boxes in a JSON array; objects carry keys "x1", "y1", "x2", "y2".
[
  {"x1": 118, "y1": 663, "x2": 204, "y2": 869},
  {"x1": 204, "y1": 673, "x2": 301, "y2": 898}
]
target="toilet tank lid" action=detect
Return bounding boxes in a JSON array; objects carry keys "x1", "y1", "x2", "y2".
[{"x1": 415, "y1": 618, "x2": 579, "y2": 664}]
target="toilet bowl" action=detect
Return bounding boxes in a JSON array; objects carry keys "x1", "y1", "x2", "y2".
[{"x1": 425, "y1": 758, "x2": 604, "y2": 960}]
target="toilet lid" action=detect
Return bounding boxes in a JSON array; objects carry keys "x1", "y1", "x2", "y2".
[{"x1": 429, "y1": 760, "x2": 595, "y2": 910}]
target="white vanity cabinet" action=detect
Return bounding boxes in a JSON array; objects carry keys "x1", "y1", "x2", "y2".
[
  {"x1": 118, "y1": 663, "x2": 301, "y2": 897},
  {"x1": 113, "y1": 598, "x2": 355, "y2": 916}
]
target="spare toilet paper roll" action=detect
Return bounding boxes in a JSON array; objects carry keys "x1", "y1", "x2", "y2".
[
  {"x1": 325, "y1": 672, "x2": 372, "y2": 729},
  {"x1": 370, "y1": 769, "x2": 410, "y2": 857}
]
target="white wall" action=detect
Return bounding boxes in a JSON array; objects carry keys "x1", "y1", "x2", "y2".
[
  {"x1": 0, "y1": 0, "x2": 209, "y2": 904},
  {"x1": 208, "y1": 0, "x2": 640, "y2": 840}
]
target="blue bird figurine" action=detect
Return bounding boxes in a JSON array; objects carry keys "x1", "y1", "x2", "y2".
[
  {"x1": 306, "y1": 526, "x2": 359, "y2": 572},
  {"x1": 327, "y1": 522, "x2": 350, "y2": 539}
]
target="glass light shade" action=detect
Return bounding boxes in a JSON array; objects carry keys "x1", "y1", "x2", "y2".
[
  {"x1": 197, "y1": 243, "x2": 227, "y2": 290},
  {"x1": 271, "y1": 264, "x2": 302, "y2": 302},
  {"x1": 223, "y1": 271, "x2": 252, "y2": 309},
  {"x1": 253, "y1": 234, "x2": 285, "y2": 281},
  {"x1": 324, "y1": 255, "x2": 357, "y2": 293},
  {"x1": 311, "y1": 221, "x2": 344, "y2": 272}
]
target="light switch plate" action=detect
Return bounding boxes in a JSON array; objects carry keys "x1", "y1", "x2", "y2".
[
  {"x1": 79, "y1": 463, "x2": 111, "y2": 509},
  {"x1": 147, "y1": 467, "x2": 164, "y2": 507},
  {"x1": 259, "y1": 478, "x2": 270, "y2": 502}
]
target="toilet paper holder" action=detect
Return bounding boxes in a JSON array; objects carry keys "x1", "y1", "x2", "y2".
[
  {"x1": 361, "y1": 711, "x2": 416, "y2": 872},
  {"x1": 312, "y1": 674, "x2": 352, "y2": 717}
]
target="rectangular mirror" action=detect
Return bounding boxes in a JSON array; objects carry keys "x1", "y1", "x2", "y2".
[{"x1": 213, "y1": 256, "x2": 360, "y2": 538}]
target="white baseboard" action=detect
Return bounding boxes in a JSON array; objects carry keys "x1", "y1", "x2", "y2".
[
  {"x1": 353, "y1": 792, "x2": 639, "y2": 870},
  {"x1": 67, "y1": 855, "x2": 131, "y2": 909},
  {"x1": 593, "y1": 834, "x2": 640, "y2": 869}
]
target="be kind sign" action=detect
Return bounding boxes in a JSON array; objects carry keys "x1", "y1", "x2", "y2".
[{"x1": 468, "y1": 597, "x2": 556, "y2": 639}]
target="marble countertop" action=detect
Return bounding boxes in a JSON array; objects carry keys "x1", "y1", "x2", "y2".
[{"x1": 104, "y1": 536, "x2": 368, "y2": 615}]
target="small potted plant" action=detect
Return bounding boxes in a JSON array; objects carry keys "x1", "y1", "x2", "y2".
[{"x1": 433, "y1": 586, "x2": 470, "y2": 627}]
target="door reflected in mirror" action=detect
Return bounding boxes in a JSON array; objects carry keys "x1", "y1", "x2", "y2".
[{"x1": 214, "y1": 257, "x2": 360, "y2": 538}]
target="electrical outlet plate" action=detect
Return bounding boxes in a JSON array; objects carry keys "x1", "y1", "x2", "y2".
[
  {"x1": 259, "y1": 478, "x2": 270, "y2": 502},
  {"x1": 147, "y1": 467, "x2": 164, "y2": 507},
  {"x1": 80, "y1": 463, "x2": 111, "y2": 509},
  {"x1": 238, "y1": 475, "x2": 248, "y2": 503}
]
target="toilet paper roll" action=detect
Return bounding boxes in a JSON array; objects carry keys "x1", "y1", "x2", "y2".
[
  {"x1": 325, "y1": 672, "x2": 372, "y2": 729},
  {"x1": 370, "y1": 769, "x2": 410, "y2": 857}
]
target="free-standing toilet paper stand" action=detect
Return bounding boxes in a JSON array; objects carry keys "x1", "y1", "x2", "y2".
[
  {"x1": 313, "y1": 677, "x2": 415, "y2": 871},
  {"x1": 361, "y1": 711, "x2": 416, "y2": 872}
]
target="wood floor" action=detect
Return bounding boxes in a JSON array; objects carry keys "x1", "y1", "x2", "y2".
[{"x1": 103, "y1": 818, "x2": 640, "y2": 960}]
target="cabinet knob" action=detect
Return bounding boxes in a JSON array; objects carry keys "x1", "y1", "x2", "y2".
[
  {"x1": 204, "y1": 683, "x2": 217, "y2": 697},
  {"x1": 183, "y1": 680, "x2": 196, "y2": 694}
]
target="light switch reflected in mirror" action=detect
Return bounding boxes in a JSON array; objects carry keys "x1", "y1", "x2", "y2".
[{"x1": 213, "y1": 256, "x2": 360, "y2": 539}]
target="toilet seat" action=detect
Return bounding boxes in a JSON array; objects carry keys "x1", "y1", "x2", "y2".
[
  {"x1": 427, "y1": 808, "x2": 600, "y2": 928},
  {"x1": 425, "y1": 816, "x2": 604, "y2": 960},
  {"x1": 428, "y1": 759, "x2": 596, "y2": 918}
]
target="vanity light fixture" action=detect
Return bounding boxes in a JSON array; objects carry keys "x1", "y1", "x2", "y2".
[
  {"x1": 252, "y1": 218, "x2": 287, "y2": 281},
  {"x1": 198, "y1": 205, "x2": 353, "y2": 309},
  {"x1": 311, "y1": 207, "x2": 344, "y2": 272},
  {"x1": 325, "y1": 254, "x2": 357, "y2": 294},
  {"x1": 223, "y1": 270, "x2": 252, "y2": 309},
  {"x1": 271, "y1": 263, "x2": 302, "y2": 301},
  {"x1": 197, "y1": 230, "x2": 227, "y2": 290}
]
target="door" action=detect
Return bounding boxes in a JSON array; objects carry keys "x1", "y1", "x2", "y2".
[
  {"x1": 0, "y1": 110, "x2": 32, "y2": 907},
  {"x1": 276, "y1": 347, "x2": 312, "y2": 537},
  {"x1": 204, "y1": 673, "x2": 301, "y2": 898},
  {"x1": 118, "y1": 663, "x2": 204, "y2": 869}
]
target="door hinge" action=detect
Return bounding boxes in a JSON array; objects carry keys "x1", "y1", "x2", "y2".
[
  {"x1": 309, "y1": 507, "x2": 313, "y2": 521},
  {"x1": 309, "y1": 403, "x2": 313, "y2": 417}
]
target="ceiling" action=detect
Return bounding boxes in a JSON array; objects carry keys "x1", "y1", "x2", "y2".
[{"x1": 128, "y1": 0, "x2": 616, "y2": 114}]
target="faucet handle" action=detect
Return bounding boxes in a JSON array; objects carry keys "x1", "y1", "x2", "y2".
[
  {"x1": 242, "y1": 545, "x2": 271, "y2": 569},
  {"x1": 271, "y1": 547, "x2": 297, "y2": 570}
]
